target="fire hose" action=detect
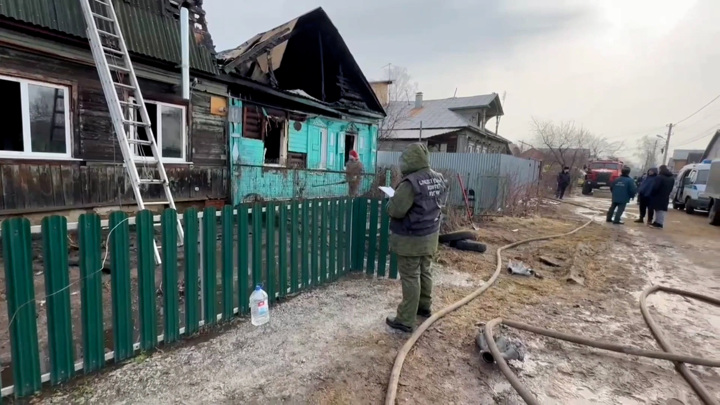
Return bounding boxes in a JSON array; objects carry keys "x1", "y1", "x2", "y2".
[{"x1": 384, "y1": 215, "x2": 720, "y2": 404}]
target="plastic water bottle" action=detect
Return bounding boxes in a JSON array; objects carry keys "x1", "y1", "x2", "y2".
[{"x1": 250, "y1": 284, "x2": 269, "y2": 326}]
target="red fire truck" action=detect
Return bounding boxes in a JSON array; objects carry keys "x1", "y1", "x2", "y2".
[{"x1": 581, "y1": 159, "x2": 624, "y2": 195}]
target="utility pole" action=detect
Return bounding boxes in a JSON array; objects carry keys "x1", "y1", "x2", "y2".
[
  {"x1": 647, "y1": 137, "x2": 659, "y2": 170},
  {"x1": 662, "y1": 123, "x2": 673, "y2": 165}
]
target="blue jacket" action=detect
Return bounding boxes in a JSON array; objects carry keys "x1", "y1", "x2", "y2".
[
  {"x1": 610, "y1": 175, "x2": 637, "y2": 204},
  {"x1": 637, "y1": 174, "x2": 657, "y2": 197}
]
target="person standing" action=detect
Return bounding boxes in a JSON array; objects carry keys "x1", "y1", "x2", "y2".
[
  {"x1": 634, "y1": 168, "x2": 657, "y2": 224},
  {"x1": 649, "y1": 165, "x2": 675, "y2": 229},
  {"x1": 556, "y1": 166, "x2": 571, "y2": 199},
  {"x1": 607, "y1": 166, "x2": 637, "y2": 224},
  {"x1": 385, "y1": 144, "x2": 446, "y2": 332},
  {"x1": 345, "y1": 150, "x2": 364, "y2": 197}
]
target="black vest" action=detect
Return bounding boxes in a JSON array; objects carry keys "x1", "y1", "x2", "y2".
[{"x1": 390, "y1": 169, "x2": 446, "y2": 237}]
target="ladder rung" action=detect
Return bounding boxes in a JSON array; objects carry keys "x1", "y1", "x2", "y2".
[
  {"x1": 123, "y1": 119, "x2": 151, "y2": 127},
  {"x1": 102, "y1": 46, "x2": 124, "y2": 55},
  {"x1": 133, "y1": 157, "x2": 160, "y2": 164},
  {"x1": 113, "y1": 82, "x2": 135, "y2": 90},
  {"x1": 128, "y1": 138, "x2": 153, "y2": 146},
  {"x1": 139, "y1": 179, "x2": 166, "y2": 185},
  {"x1": 144, "y1": 201, "x2": 169, "y2": 206},
  {"x1": 93, "y1": 0, "x2": 111, "y2": 6},
  {"x1": 91, "y1": 12, "x2": 114, "y2": 22},
  {"x1": 97, "y1": 29, "x2": 119, "y2": 38},
  {"x1": 119, "y1": 100, "x2": 141, "y2": 107},
  {"x1": 108, "y1": 64, "x2": 129, "y2": 72}
]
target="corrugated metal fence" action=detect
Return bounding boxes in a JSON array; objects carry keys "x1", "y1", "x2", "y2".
[
  {"x1": 377, "y1": 152, "x2": 540, "y2": 212},
  {"x1": 0, "y1": 198, "x2": 396, "y2": 399}
]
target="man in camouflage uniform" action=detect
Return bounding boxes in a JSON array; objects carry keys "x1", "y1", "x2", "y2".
[
  {"x1": 346, "y1": 150, "x2": 364, "y2": 197},
  {"x1": 385, "y1": 143, "x2": 446, "y2": 332}
]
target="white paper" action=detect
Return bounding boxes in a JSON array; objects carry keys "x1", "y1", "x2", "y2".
[{"x1": 379, "y1": 186, "x2": 395, "y2": 198}]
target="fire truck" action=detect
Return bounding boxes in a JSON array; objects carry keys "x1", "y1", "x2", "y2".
[{"x1": 581, "y1": 159, "x2": 624, "y2": 195}]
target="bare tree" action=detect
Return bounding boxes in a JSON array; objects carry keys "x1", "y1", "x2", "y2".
[
  {"x1": 379, "y1": 65, "x2": 419, "y2": 139},
  {"x1": 532, "y1": 118, "x2": 624, "y2": 170},
  {"x1": 635, "y1": 135, "x2": 661, "y2": 171}
]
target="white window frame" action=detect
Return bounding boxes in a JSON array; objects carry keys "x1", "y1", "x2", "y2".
[
  {"x1": 0, "y1": 74, "x2": 73, "y2": 160},
  {"x1": 129, "y1": 98, "x2": 187, "y2": 163}
]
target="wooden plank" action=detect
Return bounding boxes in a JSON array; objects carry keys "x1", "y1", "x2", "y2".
[{"x1": 50, "y1": 165, "x2": 64, "y2": 207}]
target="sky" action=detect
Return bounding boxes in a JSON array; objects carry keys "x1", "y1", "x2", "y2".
[{"x1": 203, "y1": 0, "x2": 720, "y2": 161}]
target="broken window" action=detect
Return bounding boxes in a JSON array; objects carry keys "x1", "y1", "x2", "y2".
[
  {"x1": 344, "y1": 131, "x2": 357, "y2": 165},
  {"x1": 0, "y1": 75, "x2": 70, "y2": 158},
  {"x1": 242, "y1": 104, "x2": 288, "y2": 166},
  {"x1": 129, "y1": 99, "x2": 187, "y2": 162}
]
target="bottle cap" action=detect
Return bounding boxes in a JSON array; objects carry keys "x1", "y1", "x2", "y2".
[{"x1": 255, "y1": 284, "x2": 262, "y2": 291}]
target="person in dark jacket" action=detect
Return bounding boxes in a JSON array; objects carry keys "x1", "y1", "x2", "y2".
[
  {"x1": 607, "y1": 166, "x2": 637, "y2": 224},
  {"x1": 385, "y1": 144, "x2": 447, "y2": 332},
  {"x1": 649, "y1": 165, "x2": 675, "y2": 229},
  {"x1": 556, "y1": 166, "x2": 571, "y2": 199},
  {"x1": 634, "y1": 167, "x2": 657, "y2": 224}
]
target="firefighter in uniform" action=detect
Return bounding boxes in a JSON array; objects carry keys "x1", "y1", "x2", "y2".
[{"x1": 385, "y1": 143, "x2": 446, "y2": 332}]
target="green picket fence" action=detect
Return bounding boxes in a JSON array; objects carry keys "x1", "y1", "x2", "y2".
[{"x1": 0, "y1": 197, "x2": 396, "y2": 398}]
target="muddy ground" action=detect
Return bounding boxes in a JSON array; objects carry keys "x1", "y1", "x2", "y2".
[{"x1": 32, "y1": 196, "x2": 720, "y2": 404}]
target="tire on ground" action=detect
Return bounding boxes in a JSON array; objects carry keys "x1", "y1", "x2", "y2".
[
  {"x1": 685, "y1": 198, "x2": 695, "y2": 215},
  {"x1": 581, "y1": 183, "x2": 592, "y2": 195},
  {"x1": 453, "y1": 239, "x2": 487, "y2": 253},
  {"x1": 439, "y1": 231, "x2": 477, "y2": 244}
]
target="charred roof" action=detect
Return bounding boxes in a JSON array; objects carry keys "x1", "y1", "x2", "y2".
[{"x1": 218, "y1": 7, "x2": 385, "y2": 119}]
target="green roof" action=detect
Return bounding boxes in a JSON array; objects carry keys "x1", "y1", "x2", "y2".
[{"x1": 0, "y1": 0, "x2": 217, "y2": 74}]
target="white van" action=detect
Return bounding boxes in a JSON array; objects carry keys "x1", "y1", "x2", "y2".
[{"x1": 671, "y1": 162, "x2": 711, "y2": 214}]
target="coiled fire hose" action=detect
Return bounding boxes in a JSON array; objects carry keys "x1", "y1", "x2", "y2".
[{"x1": 384, "y1": 216, "x2": 720, "y2": 404}]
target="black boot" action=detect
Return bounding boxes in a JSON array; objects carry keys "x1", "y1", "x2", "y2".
[
  {"x1": 634, "y1": 218, "x2": 644, "y2": 223},
  {"x1": 417, "y1": 308, "x2": 432, "y2": 318},
  {"x1": 386, "y1": 317, "x2": 413, "y2": 332}
]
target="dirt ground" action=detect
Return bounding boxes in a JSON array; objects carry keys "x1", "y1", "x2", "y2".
[{"x1": 33, "y1": 195, "x2": 720, "y2": 404}]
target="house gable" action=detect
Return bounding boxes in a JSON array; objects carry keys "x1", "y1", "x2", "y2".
[{"x1": 219, "y1": 7, "x2": 385, "y2": 119}]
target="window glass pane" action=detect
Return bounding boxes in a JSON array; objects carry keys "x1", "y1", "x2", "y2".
[
  {"x1": 0, "y1": 79, "x2": 24, "y2": 152},
  {"x1": 29, "y1": 84, "x2": 67, "y2": 154},
  {"x1": 161, "y1": 105, "x2": 183, "y2": 158},
  {"x1": 696, "y1": 170, "x2": 709, "y2": 185}
]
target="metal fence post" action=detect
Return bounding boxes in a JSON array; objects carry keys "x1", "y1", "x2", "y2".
[
  {"x1": 2, "y1": 217, "x2": 41, "y2": 396},
  {"x1": 41, "y1": 216, "x2": 74, "y2": 384}
]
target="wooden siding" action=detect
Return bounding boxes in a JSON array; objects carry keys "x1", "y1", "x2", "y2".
[
  {"x1": 0, "y1": 44, "x2": 228, "y2": 213},
  {"x1": 0, "y1": 163, "x2": 227, "y2": 213}
]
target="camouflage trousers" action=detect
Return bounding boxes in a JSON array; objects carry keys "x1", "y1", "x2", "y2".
[{"x1": 395, "y1": 255, "x2": 433, "y2": 326}]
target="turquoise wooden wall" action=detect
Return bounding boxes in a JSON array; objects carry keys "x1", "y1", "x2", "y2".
[{"x1": 229, "y1": 98, "x2": 379, "y2": 203}]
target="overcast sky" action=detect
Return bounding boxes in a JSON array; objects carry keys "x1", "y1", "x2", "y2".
[{"x1": 204, "y1": 0, "x2": 720, "y2": 160}]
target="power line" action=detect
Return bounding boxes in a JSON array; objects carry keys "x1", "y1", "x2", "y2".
[
  {"x1": 674, "y1": 93, "x2": 720, "y2": 125},
  {"x1": 673, "y1": 123, "x2": 720, "y2": 147}
]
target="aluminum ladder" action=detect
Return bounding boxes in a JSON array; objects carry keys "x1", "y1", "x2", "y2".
[{"x1": 79, "y1": 0, "x2": 184, "y2": 264}]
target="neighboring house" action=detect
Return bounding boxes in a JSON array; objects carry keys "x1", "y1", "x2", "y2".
[
  {"x1": 218, "y1": 7, "x2": 385, "y2": 202},
  {"x1": 702, "y1": 130, "x2": 720, "y2": 161},
  {"x1": 379, "y1": 92, "x2": 511, "y2": 154},
  {"x1": 670, "y1": 149, "x2": 705, "y2": 172},
  {"x1": 0, "y1": 0, "x2": 229, "y2": 215}
]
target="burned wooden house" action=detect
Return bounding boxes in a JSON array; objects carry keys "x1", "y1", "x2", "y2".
[
  {"x1": 219, "y1": 7, "x2": 386, "y2": 203},
  {"x1": 0, "y1": 2, "x2": 384, "y2": 216},
  {"x1": 0, "y1": 0, "x2": 229, "y2": 216}
]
